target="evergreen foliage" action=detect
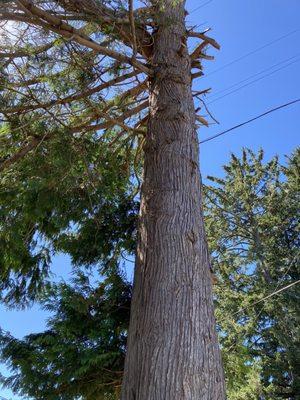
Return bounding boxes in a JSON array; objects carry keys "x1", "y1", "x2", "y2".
[
  {"x1": 205, "y1": 148, "x2": 300, "y2": 399},
  {"x1": 0, "y1": 0, "x2": 146, "y2": 306},
  {"x1": 1, "y1": 270, "x2": 131, "y2": 400},
  {"x1": 0, "y1": 2, "x2": 299, "y2": 399},
  {"x1": 0, "y1": 3, "x2": 224, "y2": 397},
  {"x1": 0, "y1": 148, "x2": 299, "y2": 400},
  {"x1": 0, "y1": 127, "x2": 137, "y2": 306}
]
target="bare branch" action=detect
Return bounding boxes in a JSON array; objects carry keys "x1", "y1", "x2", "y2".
[
  {"x1": 188, "y1": 31, "x2": 221, "y2": 50},
  {"x1": 4, "y1": 71, "x2": 141, "y2": 114},
  {"x1": 56, "y1": 0, "x2": 154, "y2": 58},
  {"x1": 15, "y1": 0, "x2": 152, "y2": 75},
  {"x1": 196, "y1": 115, "x2": 209, "y2": 127},
  {"x1": 0, "y1": 41, "x2": 55, "y2": 59},
  {"x1": 71, "y1": 101, "x2": 149, "y2": 134},
  {"x1": 190, "y1": 42, "x2": 209, "y2": 60},
  {"x1": 128, "y1": 0, "x2": 138, "y2": 57}
]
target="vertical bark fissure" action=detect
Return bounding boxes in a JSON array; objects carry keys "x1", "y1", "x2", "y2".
[{"x1": 121, "y1": 1, "x2": 226, "y2": 399}]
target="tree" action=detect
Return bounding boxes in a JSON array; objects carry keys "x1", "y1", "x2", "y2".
[
  {"x1": 0, "y1": 1, "x2": 225, "y2": 399},
  {"x1": 1, "y1": 270, "x2": 131, "y2": 400},
  {"x1": 205, "y1": 148, "x2": 300, "y2": 400},
  {"x1": 1, "y1": 148, "x2": 299, "y2": 400}
]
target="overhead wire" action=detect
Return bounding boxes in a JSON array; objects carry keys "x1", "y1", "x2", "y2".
[
  {"x1": 202, "y1": 29, "x2": 299, "y2": 78},
  {"x1": 189, "y1": 0, "x2": 214, "y2": 14},
  {"x1": 206, "y1": 57, "x2": 300, "y2": 104},
  {"x1": 205, "y1": 53, "x2": 300, "y2": 102},
  {"x1": 199, "y1": 98, "x2": 300, "y2": 144},
  {"x1": 272, "y1": 252, "x2": 300, "y2": 296},
  {"x1": 231, "y1": 279, "x2": 300, "y2": 318},
  {"x1": 189, "y1": 0, "x2": 300, "y2": 345},
  {"x1": 218, "y1": 277, "x2": 300, "y2": 343}
]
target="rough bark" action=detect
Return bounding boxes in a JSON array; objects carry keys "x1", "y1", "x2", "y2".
[{"x1": 121, "y1": 1, "x2": 226, "y2": 399}]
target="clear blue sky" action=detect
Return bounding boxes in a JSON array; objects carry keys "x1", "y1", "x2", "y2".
[{"x1": 1, "y1": 1, "x2": 299, "y2": 398}]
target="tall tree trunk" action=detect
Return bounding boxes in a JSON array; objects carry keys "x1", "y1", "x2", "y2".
[{"x1": 121, "y1": 1, "x2": 226, "y2": 399}]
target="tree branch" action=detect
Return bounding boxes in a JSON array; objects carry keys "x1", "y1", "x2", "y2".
[
  {"x1": 15, "y1": 0, "x2": 152, "y2": 75},
  {"x1": 4, "y1": 71, "x2": 141, "y2": 114},
  {"x1": 56, "y1": 0, "x2": 154, "y2": 58}
]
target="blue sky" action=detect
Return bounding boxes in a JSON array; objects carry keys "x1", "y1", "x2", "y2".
[{"x1": 1, "y1": 1, "x2": 299, "y2": 399}]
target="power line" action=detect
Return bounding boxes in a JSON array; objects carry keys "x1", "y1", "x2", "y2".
[
  {"x1": 190, "y1": 0, "x2": 213, "y2": 14},
  {"x1": 199, "y1": 98, "x2": 300, "y2": 144},
  {"x1": 202, "y1": 29, "x2": 299, "y2": 78},
  {"x1": 231, "y1": 279, "x2": 300, "y2": 318},
  {"x1": 206, "y1": 53, "x2": 300, "y2": 101},
  {"x1": 206, "y1": 57, "x2": 300, "y2": 104},
  {"x1": 272, "y1": 252, "x2": 300, "y2": 296}
]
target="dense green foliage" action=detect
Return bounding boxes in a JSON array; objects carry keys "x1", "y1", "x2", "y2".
[
  {"x1": 205, "y1": 148, "x2": 300, "y2": 399},
  {"x1": 0, "y1": 130, "x2": 137, "y2": 306},
  {"x1": 1, "y1": 271, "x2": 131, "y2": 400},
  {"x1": 3, "y1": 2, "x2": 298, "y2": 400},
  {"x1": 0, "y1": 0, "x2": 144, "y2": 307},
  {"x1": 0, "y1": 148, "x2": 299, "y2": 400}
]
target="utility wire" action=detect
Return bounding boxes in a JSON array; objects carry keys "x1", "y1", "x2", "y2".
[
  {"x1": 199, "y1": 98, "x2": 300, "y2": 144},
  {"x1": 231, "y1": 279, "x2": 300, "y2": 318},
  {"x1": 206, "y1": 57, "x2": 300, "y2": 104},
  {"x1": 206, "y1": 53, "x2": 300, "y2": 101},
  {"x1": 202, "y1": 29, "x2": 299, "y2": 78},
  {"x1": 273, "y1": 252, "x2": 300, "y2": 295},
  {"x1": 190, "y1": 0, "x2": 213, "y2": 14}
]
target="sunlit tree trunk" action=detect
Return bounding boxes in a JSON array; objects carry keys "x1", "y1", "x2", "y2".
[{"x1": 121, "y1": 1, "x2": 226, "y2": 399}]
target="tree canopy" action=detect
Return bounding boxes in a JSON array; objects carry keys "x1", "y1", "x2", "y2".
[
  {"x1": 1, "y1": 148, "x2": 299, "y2": 400},
  {"x1": 0, "y1": 2, "x2": 299, "y2": 399},
  {"x1": 205, "y1": 148, "x2": 300, "y2": 399},
  {"x1": 0, "y1": 0, "x2": 217, "y2": 306},
  {"x1": 1, "y1": 270, "x2": 131, "y2": 399}
]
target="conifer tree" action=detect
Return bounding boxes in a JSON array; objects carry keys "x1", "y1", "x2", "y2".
[
  {"x1": 1, "y1": 270, "x2": 131, "y2": 399},
  {"x1": 205, "y1": 148, "x2": 300, "y2": 400},
  {"x1": 1, "y1": 148, "x2": 299, "y2": 400},
  {"x1": 0, "y1": 1, "x2": 225, "y2": 398}
]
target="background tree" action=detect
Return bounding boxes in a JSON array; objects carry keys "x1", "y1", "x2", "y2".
[
  {"x1": 1, "y1": 270, "x2": 131, "y2": 400},
  {"x1": 0, "y1": 1, "x2": 225, "y2": 399},
  {"x1": 205, "y1": 148, "x2": 300, "y2": 400},
  {"x1": 1, "y1": 148, "x2": 299, "y2": 400}
]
